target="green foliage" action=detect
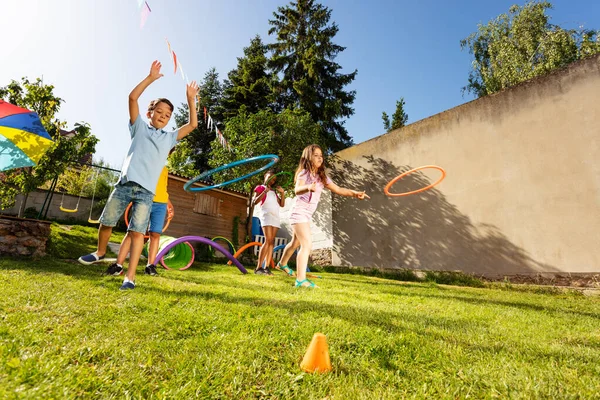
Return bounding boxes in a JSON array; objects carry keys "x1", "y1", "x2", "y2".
[
  {"x1": 23, "y1": 207, "x2": 38, "y2": 219},
  {"x1": 0, "y1": 78, "x2": 98, "y2": 210},
  {"x1": 383, "y1": 98, "x2": 408, "y2": 132},
  {"x1": 461, "y1": 0, "x2": 600, "y2": 97},
  {"x1": 381, "y1": 112, "x2": 391, "y2": 132},
  {"x1": 222, "y1": 35, "x2": 278, "y2": 119},
  {"x1": 171, "y1": 69, "x2": 223, "y2": 175},
  {"x1": 268, "y1": 0, "x2": 357, "y2": 153},
  {"x1": 209, "y1": 108, "x2": 323, "y2": 194}
]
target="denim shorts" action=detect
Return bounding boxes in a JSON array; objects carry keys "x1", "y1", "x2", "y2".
[
  {"x1": 148, "y1": 202, "x2": 168, "y2": 234},
  {"x1": 99, "y1": 181, "x2": 154, "y2": 234}
]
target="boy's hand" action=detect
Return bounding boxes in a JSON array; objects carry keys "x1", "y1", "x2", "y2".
[
  {"x1": 276, "y1": 186, "x2": 285, "y2": 195},
  {"x1": 186, "y1": 81, "x2": 199, "y2": 100},
  {"x1": 149, "y1": 60, "x2": 164, "y2": 81}
]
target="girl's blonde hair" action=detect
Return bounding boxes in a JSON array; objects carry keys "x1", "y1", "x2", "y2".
[{"x1": 295, "y1": 144, "x2": 327, "y2": 184}]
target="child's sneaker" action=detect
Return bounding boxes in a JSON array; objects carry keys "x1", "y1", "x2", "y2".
[
  {"x1": 254, "y1": 268, "x2": 269, "y2": 275},
  {"x1": 104, "y1": 263, "x2": 124, "y2": 276},
  {"x1": 145, "y1": 264, "x2": 158, "y2": 276},
  {"x1": 119, "y1": 279, "x2": 135, "y2": 291},
  {"x1": 78, "y1": 252, "x2": 105, "y2": 265}
]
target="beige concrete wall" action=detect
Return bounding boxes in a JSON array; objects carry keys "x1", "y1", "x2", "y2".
[{"x1": 325, "y1": 54, "x2": 600, "y2": 276}]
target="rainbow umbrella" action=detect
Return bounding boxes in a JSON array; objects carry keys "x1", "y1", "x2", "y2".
[{"x1": 0, "y1": 100, "x2": 53, "y2": 172}]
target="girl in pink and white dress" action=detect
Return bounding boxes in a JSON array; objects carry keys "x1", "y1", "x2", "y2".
[
  {"x1": 277, "y1": 144, "x2": 370, "y2": 288},
  {"x1": 252, "y1": 170, "x2": 286, "y2": 275}
]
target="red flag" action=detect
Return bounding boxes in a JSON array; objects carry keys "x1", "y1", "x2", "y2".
[
  {"x1": 203, "y1": 106, "x2": 207, "y2": 122},
  {"x1": 172, "y1": 51, "x2": 178, "y2": 74}
]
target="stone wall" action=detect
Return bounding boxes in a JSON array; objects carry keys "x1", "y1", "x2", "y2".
[{"x1": 0, "y1": 215, "x2": 52, "y2": 257}]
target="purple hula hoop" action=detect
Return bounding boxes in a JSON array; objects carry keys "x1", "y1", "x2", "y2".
[{"x1": 155, "y1": 236, "x2": 248, "y2": 274}]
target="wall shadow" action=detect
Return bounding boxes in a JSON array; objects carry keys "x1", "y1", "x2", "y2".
[{"x1": 316, "y1": 155, "x2": 559, "y2": 276}]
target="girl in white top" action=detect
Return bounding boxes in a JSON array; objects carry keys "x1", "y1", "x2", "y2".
[{"x1": 252, "y1": 170, "x2": 286, "y2": 275}]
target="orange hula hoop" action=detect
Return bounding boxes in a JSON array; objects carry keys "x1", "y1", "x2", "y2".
[
  {"x1": 384, "y1": 165, "x2": 446, "y2": 197},
  {"x1": 227, "y1": 241, "x2": 275, "y2": 269},
  {"x1": 124, "y1": 202, "x2": 173, "y2": 239}
]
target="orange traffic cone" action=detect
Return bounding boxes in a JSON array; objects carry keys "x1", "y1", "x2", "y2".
[{"x1": 300, "y1": 333, "x2": 332, "y2": 373}]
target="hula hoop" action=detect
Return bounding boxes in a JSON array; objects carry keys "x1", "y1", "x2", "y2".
[
  {"x1": 210, "y1": 236, "x2": 236, "y2": 255},
  {"x1": 184, "y1": 154, "x2": 279, "y2": 193},
  {"x1": 155, "y1": 236, "x2": 247, "y2": 274},
  {"x1": 227, "y1": 241, "x2": 275, "y2": 269},
  {"x1": 160, "y1": 241, "x2": 195, "y2": 271},
  {"x1": 124, "y1": 202, "x2": 172, "y2": 239},
  {"x1": 384, "y1": 165, "x2": 446, "y2": 197},
  {"x1": 265, "y1": 171, "x2": 293, "y2": 188}
]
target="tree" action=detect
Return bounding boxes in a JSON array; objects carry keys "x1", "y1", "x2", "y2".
[
  {"x1": 209, "y1": 108, "x2": 323, "y2": 238},
  {"x1": 0, "y1": 78, "x2": 98, "y2": 215},
  {"x1": 268, "y1": 0, "x2": 357, "y2": 153},
  {"x1": 461, "y1": 0, "x2": 600, "y2": 97},
  {"x1": 221, "y1": 35, "x2": 278, "y2": 119},
  {"x1": 170, "y1": 68, "x2": 223, "y2": 176},
  {"x1": 382, "y1": 97, "x2": 408, "y2": 132},
  {"x1": 382, "y1": 112, "x2": 391, "y2": 132}
]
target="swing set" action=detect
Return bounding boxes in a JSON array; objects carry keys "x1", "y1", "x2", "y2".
[{"x1": 56, "y1": 164, "x2": 119, "y2": 223}]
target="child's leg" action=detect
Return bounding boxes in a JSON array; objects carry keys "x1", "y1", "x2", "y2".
[
  {"x1": 263, "y1": 226, "x2": 278, "y2": 268},
  {"x1": 256, "y1": 242, "x2": 269, "y2": 270},
  {"x1": 147, "y1": 202, "x2": 167, "y2": 268},
  {"x1": 96, "y1": 225, "x2": 113, "y2": 257},
  {"x1": 279, "y1": 232, "x2": 300, "y2": 267},
  {"x1": 116, "y1": 233, "x2": 131, "y2": 265},
  {"x1": 148, "y1": 231, "x2": 161, "y2": 265},
  {"x1": 79, "y1": 184, "x2": 130, "y2": 264},
  {"x1": 292, "y1": 222, "x2": 312, "y2": 281},
  {"x1": 122, "y1": 188, "x2": 154, "y2": 284},
  {"x1": 126, "y1": 231, "x2": 145, "y2": 281}
]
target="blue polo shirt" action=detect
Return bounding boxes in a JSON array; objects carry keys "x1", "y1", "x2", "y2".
[{"x1": 118, "y1": 115, "x2": 178, "y2": 194}]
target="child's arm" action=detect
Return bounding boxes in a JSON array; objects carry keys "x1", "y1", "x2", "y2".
[
  {"x1": 276, "y1": 186, "x2": 286, "y2": 207},
  {"x1": 325, "y1": 182, "x2": 370, "y2": 200},
  {"x1": 129, "y1": 61, "x2": 163, "y2": 124},
  {"x1": 252, "y1": 187, "x2": 268, "y2": 207},
  {"x1": 177, "y1": 81, "x2": 200, "y2": 140},
  {"x1": 295, "y1": 177, "x2": 316, "y2": 195}
]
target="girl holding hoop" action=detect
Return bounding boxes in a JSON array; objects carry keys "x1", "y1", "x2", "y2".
[
  {"x1": 277, "y1": 144, "x2": 370, "y2": 288},
  {"x1": 252, "y1": 170, "x2": 286, "y2": 275}
]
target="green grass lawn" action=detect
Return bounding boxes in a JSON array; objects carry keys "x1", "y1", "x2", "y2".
[{"x1": 0, "y1": 226, "x2": 599, "y2": 398}]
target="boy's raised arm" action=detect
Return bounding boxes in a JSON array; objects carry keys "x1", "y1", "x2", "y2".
[
  {"x1": 177, "y1": 81, "x2": 200, "y2": 140},
  {"x1": 129, "y1": 60, "x2": 164, "y2": 124}
]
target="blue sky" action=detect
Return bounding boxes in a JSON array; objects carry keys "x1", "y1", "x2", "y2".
[{"x1": 2, "y1": 0, "x2": 599, "y2": 169}]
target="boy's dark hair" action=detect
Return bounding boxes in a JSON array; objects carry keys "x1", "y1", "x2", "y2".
[{"x1": 148, "y1": 98, "x2": 174, "y2": 113}]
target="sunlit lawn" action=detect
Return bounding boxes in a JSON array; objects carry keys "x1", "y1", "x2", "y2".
[{"x1": 0, "y1": 224, "x2": 598, "y2": 398}]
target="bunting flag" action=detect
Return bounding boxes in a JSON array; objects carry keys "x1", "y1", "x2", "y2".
[
  {"x1": 140, "y1": 1, "x2": 151, "y2": 29},
  {"x1": 207, "y1": 115, "x2": 213, "y2": 131},
  {"x1": 203, "y1": 106, "x2": 207, "y2": 122},
  {"x1": 172, "y1": 51, "x2": 178, "y2": 74}
]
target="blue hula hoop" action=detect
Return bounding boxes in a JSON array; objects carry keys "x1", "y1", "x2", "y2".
[{"x1": 184, "y1": 154, "x2": 280, "y2": 192}]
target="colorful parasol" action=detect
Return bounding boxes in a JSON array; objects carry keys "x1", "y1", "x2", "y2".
[{"x1": 0, "y1": 100, "x2": 54, "y2": 172}]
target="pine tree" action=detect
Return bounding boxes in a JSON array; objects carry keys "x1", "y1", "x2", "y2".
[
  {"x1": 382, "y1": 98, "x2": 408, "y2": 132},
  {"x1": 268, "y1": 0, "x2": 357, "y2": 152},
  {"x1": 390, "y1": 98, "x2": 408, "y2": 130},
  {"x1": 221, "y1": 35, "x2": 277, "y2": 119},
  {"x1": 171, "y1": 68, "x2": 223, "y2": 175}
]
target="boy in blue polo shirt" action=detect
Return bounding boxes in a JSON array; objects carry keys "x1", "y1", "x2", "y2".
[{"x1": 78, "y1": 60, "x2": 198, "y2": 290}]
